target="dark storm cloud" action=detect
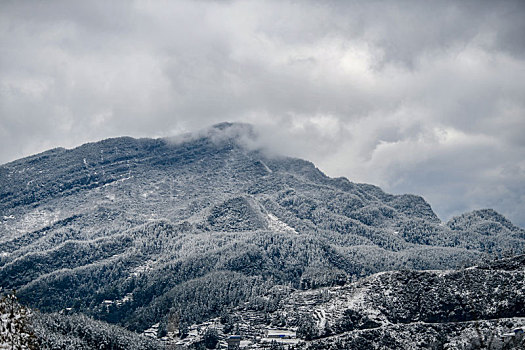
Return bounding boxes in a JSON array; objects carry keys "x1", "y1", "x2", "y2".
[{"x1": 1, "y1": 0, "x2": 524, "y2": 226}]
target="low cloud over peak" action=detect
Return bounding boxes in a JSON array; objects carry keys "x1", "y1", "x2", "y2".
[{"x1": 1, "y1": 0, "x2": 524, "y2": 226}]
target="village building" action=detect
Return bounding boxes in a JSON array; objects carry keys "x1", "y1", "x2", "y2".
[{"x1": 226, "y1": 335, "x2": 241, "y2": 349}]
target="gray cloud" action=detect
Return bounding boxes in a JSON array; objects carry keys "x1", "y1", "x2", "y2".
[{"x1": 1, "y1": 0, "x2": 524, "y2": 226}]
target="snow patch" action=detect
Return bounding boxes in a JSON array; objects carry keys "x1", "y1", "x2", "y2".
[
  {"x1": 131, "y1": 260, "x2": 156, "y2": 276},
  {"x1": 13, "y1": 209, "x2": 60, "y2": 234},
  {"x1": 267, "y1": 213, "x2": 297, "y2": 234},
  {"x1": 345, "y1": 289, "x2": 366, "y2": 310},
  {"x1": 314, "y1": 309, "x2": 327, "y2": 329},
  {"x1": 259, "y1": 160, "x2": 273, "y2": 173},
  {"x1": 102, "y1": 175, "x2": 133, "y2": 188}
]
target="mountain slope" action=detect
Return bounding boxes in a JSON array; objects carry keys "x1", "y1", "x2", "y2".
[
  {"x1": 147, "y1": 255, "x2": 525, "y2": 349},
  {"x1": 1, "y1": 123, "x2": 524, "y2": 334},
  {"x1": 0, "y1": 292, "x2": 162, "y2": 350},
  {"x1": 300, "y1": 254, "x2": 525, "y2": 349},
  {"x1": 187, "y1": 255, "x2": 525, "y2": 349}
]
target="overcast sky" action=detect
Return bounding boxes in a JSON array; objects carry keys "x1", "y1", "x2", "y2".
[{"x1": 1, "y1": 0, "x2": 524, "y2": 227}]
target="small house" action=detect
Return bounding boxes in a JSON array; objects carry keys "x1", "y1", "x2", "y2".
[
  {"x1": 264, "y1": 329, "x2": 296, "y2": 339},
  {"x1": 502, "y1": 327, "x2": 525, "y2": 339},
  {"x1": 227, "y1": 335, "x2": 241, "y2": 349}
]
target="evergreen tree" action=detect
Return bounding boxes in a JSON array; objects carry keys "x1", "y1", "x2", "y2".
[{"x1": 0, "y1": 291, "x2": 37, "y2": 350}]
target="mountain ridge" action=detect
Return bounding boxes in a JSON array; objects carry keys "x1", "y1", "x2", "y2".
[
  {"x1": 1, "y1": 126, "x2": 519, "y2": 233},
  {"x1": 1, "y1": 122, "x2": 524, "y2": 347}
]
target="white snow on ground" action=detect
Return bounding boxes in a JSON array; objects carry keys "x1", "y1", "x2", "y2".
[
  {"x1": 267, "y1": 213, "x2": 297, "y2": 234},
  {"x1": 102, "y1": 175, "x2": 133, "y2": 188},
  {"x1": 143, "y1": 323, "x2": 160, "y2": 339},
  {"x1": 130, "y1": 260, "x2": 156, "y2": 276},
  {"x1": 314, "y1": 309, "x2": 327, "y2": 329},
  {"x1": 418, "y1": 269, "x2": 456, "y2": 277},
  {"x1": 344, "y1": 288, "x2": 366, "y2": 310},
  {"x1": 100, "y1": 293, "x2": 134, "y2": 308},
  {"x1": 259, "y1": 160, "x2": 273, "y2": 173},
  {"x1": 0, "y1": 295, "x2": 33, "y2": 349},
  {"x1": 293, "y1": 281, "x2": 391, "y2": 331},
  {"x1": 9, "y1": 209, "x2": 61, "y2": 235}
]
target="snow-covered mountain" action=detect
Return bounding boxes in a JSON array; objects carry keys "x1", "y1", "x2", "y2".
[
  {"x1": 1, "y1": 122, "x2": 524, "y2": 348},
  {"x1": 195, "y1": 254, "x2": 525, "y2": 349}
]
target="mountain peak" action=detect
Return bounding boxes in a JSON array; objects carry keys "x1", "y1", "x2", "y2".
[
  {"x1": 447, "y1": 208, "x2": 525, "y2": 238},
  {"x1": 210, "y1": 121, "x2": 248, "y2": 131},
  {"x1": 165, "y1": 122, "x2": 256, "y2": 150},
  {"x1": 1, "y1": 123, "x2": 525, "y2": 348}
]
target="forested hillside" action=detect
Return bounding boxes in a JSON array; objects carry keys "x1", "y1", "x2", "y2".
[
  {"x1": 0, "y1": 292, "x2": 162, "y2": 350},
  {"x1": 1, "y1": 123, "x2": 524, "y2": 343}
]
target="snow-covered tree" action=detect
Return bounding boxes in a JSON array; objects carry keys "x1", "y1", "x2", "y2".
[{"x1": 0, "y1": 291, "x2": 37, "y2": 350}]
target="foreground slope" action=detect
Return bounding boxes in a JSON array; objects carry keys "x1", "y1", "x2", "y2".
[
  {"x1": 301, "y1": 254, "x2": 525, "y2": 349},
  {"x1": 183, "y1": 255, "x2": 525, "y2": 349},
  {"x1": 1, "y1": 123, "x2": 524, "y2": 334},
  {"x1": 0, "y1": 292, "x2": 162, "y2": 350}
]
